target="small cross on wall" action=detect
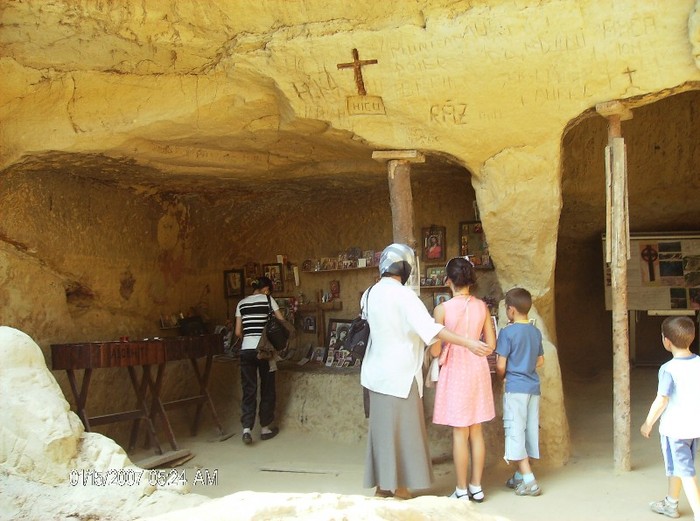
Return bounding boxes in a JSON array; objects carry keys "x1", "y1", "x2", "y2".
[{"x1": 337, "y1": 48, "x2": 378, "y2": 96}]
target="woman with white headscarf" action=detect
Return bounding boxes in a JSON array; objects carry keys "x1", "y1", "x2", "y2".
[{"x1": 360, "y1": 243, "x2": 493, "y2": 499}]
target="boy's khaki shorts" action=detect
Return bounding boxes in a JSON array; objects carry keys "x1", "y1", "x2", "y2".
[{"x1": 502, "y1": 392, "x2": 540, "y2": 463}]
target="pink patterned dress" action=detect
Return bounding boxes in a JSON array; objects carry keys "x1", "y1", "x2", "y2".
[{"x1": 432, "y1": 296, "x2": 495, "y2": 427}]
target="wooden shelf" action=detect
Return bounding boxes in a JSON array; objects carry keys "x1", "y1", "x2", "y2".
[
  {"x1": 302, "y1": 266, "x2": 376, "y2": 274},
  {"x1": 298, "y1": 301, "x2": 343, "y2": 312}
]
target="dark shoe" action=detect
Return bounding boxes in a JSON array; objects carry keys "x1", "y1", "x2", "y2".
[
  {"x1": 242, "y1": 432, "x2": 252, "y2": 445},
  {"x1": 468, "y1": 487, "x2": 485, "y2": 502},
  {"x1": 260, "y1": 426, "x2": 279, "y2": 440}
]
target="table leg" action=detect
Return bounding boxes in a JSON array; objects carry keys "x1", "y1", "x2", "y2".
[
  {"x1": 189, "y1": 355, "x2": 224, "y2": 436},
  {"x1": 126, "y1": 365, "x2": 163, "y2": 455},
  {"x1": 66, "y1": 368, "x2": 93, "y2": 431},
  {"x1": 146, "y1": 363, "x2": 179, "y2": 451}
]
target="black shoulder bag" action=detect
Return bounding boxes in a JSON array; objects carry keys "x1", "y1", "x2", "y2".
[
  {"x1": 342, "y1": 284, "x2": 373, "y2": 362},
  {"x1": 264, "y1": 294, "x2": 289, "y2": 351}
]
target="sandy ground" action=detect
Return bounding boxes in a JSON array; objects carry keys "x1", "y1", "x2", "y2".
[{"x1": 132, "y1": 367, "x2": 685, "y2": 521}]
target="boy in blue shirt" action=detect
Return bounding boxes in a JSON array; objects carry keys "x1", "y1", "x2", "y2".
[
  {"x1": 495, "y1": 287, "x2": 544, "y2": 496},
  {"x1": 641, "y1": 316, "x2": 700, "y2": 520}
]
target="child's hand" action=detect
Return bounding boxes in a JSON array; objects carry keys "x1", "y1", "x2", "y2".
[{"x1": 640, "y1": 422, "x2": 652, "y2": 438}]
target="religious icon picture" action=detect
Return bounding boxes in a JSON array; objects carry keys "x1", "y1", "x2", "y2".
[
  {"x1": 263, "y1": 262, "x2": 284, "y2": 293},
  {"x1": 326, "y1": 319, "x2": 353, "y2": 349},
  {"x1": 422, "y1": 225, "x2": 446, "y2": 262},
  {"x1": 433, "y1": 292, "x2": 450, "y2": 307},
  {"x1": 223, "y1": 269, "x2": 244, "y2": 298},
  {"x1": 302, "y1": 315, "x2": 317, "y2": 333},
  {"x1": 459, "y1": 221, "x2": 494, "y2": 270},
  {"x1": 426, "y1": 266, "x2": 446, "y2": 286},
  {"x1": 244, "y1": 262, "x2": 261, "y2": 291}
]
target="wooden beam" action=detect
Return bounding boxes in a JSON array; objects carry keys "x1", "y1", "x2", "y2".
[
  {"x1": 371, "y1": 150, "x2": 425, "y2": 163},
  {"x1": 372, "y1": 150, "x2": 423, "y2": 247},
  {"x1": 598, "y1": 102, "x2": 633, "y2": 473}
]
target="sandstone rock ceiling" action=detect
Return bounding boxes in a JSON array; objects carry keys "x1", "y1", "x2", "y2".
[
  {"x1": 0, "y1": 1, "x2": 471, "y2": 196},
  {"x1": 4, "y1": 149, "x2": 469, "y2": 197}
]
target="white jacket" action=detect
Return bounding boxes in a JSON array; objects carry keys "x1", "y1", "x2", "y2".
[{"x1": 360, "y1": 277, "x2": 443, "y2": 398}]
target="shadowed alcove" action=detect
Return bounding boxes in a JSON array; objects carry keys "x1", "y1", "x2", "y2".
[{"x1": 555, "y1": 89, "x2": 700, "y2": 380}]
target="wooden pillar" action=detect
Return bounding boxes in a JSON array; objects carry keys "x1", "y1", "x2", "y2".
[
  {"x1": 372, "y1": 150, "x2": 425, "y2": 247},
  {"x1": 596, "y1": 101, "x2": 633, "y2": 472}
]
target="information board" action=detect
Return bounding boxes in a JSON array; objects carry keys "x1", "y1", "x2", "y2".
[{"x1": 602, "y1": 232, "x2": 700, "y2": 311}]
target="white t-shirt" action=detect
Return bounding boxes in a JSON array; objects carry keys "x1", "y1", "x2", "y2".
[
  {"x1": 658, "y1": 354, "x2": 700, "y2": 439},
  {"x1": 235, "y1": 293, "x2": 280, "y2": 350},
  {"x1": 360, "y1": 277, "x2": 443, "y2": 399}
]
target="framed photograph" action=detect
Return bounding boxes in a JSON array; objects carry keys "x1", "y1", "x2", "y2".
[
  {"x1": 320, "y1": 257, "x2": 338, "y2": 271},
  {"x1": 311, "y1": 346, "x2": 326, "y2": 363},
  {"x1": 426, "y1": 266, "x2": 447, "y2": 286},
  {"x1": 244, "y1": 262, "x2": 261, "y2": 290},
  {"x1": 224, "y1": 269, "x2": 244, "y2": 298},
  {"x1": 263, "y1": 262, "x2": 284, "y2": 293},
  {"x1": 302, "y1": 315, "x2": 317, "y2": 333},
  {"x1": 433, "y1": 292, "x2": 450, "y2": 307},
  {"x1": 326, "y1": 318, "x2": 353, "y2": 348},
  {"x1": 459, "y1": 221, "x2": 494, "y2": 270},
  {"x1": 422, "y1": 225, "x2": 446, "y2": 262}
]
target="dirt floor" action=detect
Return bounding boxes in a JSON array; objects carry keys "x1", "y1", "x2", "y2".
[{"x1": 132, "y1": 367, "x2": 684, "y2": 521}]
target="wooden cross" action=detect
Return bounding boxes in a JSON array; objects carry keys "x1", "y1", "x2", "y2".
[{"x1": 337, "y1": 48, "x2": 378, "y2": 96}]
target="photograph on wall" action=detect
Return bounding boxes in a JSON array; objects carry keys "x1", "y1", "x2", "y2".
[
  {"x1": 670, "y1": 288, "x2": 688, "y2": 309},
  {"x1": 433, "y1": 292, "x2": 450, "y2": 307},
  {"x1": 302, "y1": 315, "x2": 317, "y2": 333},
  {"x1": 326, "y1": 319, "x2": 353, "y2": 349},
  {"x1": 426, "y1": 266, "x2": 447, "y2": 286},
  {"x1": 459, "y1": 221, "x2": 494, "y2": 269},
  {"x1": 223, "y1": 269, "x2": 244, "y2": 298},
  {"x1": 684, "y1": 255, "x2": 700, "y2": 287},
  {"x1": 311, "y1": 346, "x2": 326, "y2": 363},
  {"x1": 244, "y1": 262, "x2": 261, "y2": 290},
  {"x1": 263, "y1": 262, "x2": 284, "y2": 293},
  {"x1": 689, "y1": 288, "x2": 700, "y2": 310},
  {"x1": 422, "y1": 225, "x2": 446, "y2": 262}
]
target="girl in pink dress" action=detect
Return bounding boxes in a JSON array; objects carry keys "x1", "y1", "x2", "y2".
[{"x1": 431, "y1": 257, "x2": 496, "y2": 502}]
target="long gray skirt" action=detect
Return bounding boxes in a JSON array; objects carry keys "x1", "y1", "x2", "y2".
[{"x1": 363, "y1": 381, "x2": 434, "y2": 491}]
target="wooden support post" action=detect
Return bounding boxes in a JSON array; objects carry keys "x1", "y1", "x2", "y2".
[
  {"x1": 372, "y1": 150, "x2": 425, "y2": 246},
  {"x1": 596, "y1": 101, "x2": 633, "y2": 472}
]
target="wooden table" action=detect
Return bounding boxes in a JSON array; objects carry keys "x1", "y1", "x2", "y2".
[{"x1": 51, "y1": 335, "x2": 224, "y2": 455}]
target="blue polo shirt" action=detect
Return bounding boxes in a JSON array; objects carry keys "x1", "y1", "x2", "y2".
[{"x1": 495, "y1": 322, "x2": 543, "y2": 395}]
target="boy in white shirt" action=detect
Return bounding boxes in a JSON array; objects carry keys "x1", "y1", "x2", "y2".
[{"x1": 641, "y1": 316, "x2": 700, "y2": 520}]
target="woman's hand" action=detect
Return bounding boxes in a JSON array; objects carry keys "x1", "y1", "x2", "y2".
[{"x1": 464, "y1": 337, "x2": 493, "y2": 357}]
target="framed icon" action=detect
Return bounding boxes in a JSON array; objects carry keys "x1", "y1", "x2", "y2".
[
  {"x1": 422, "y1": 225, "x2": 446, "y2": 262},
  {"x1": 224, "y1": 269, "x2": 244, "y2": 298}
]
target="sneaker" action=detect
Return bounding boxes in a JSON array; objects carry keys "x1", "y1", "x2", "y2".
[
  {"x1": 261, "y1": 426, "x2": 279, "y2": 440},
  {"x1": 242, "y1": 432, "x2": 252, "y2": 445},
  {"x1": 506, "y1": 474, "x2": 523, "y2": 489},
  {"x1": 449, "y1": 490, "x2": 469, "y2": 500},
  {"x1": 515, "y1": 479, "x2": 542, "y2": 496},
  {"x1": 650, "y1": 498, "x2": 680, "y2": 518}
]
